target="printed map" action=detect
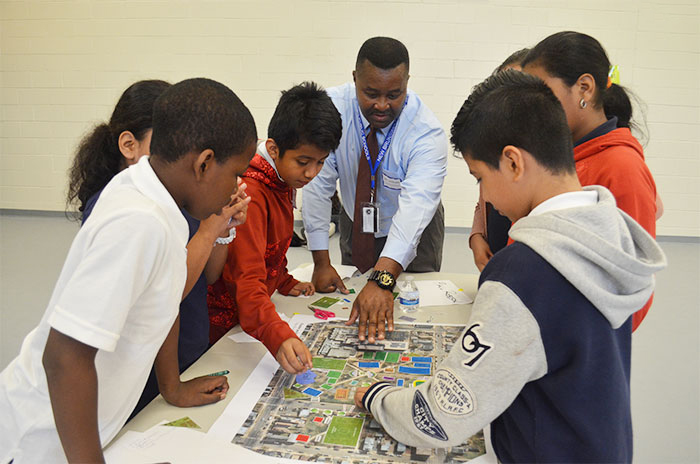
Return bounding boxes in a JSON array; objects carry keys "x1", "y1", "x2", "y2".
[{"x1": 232, "y1": 321, "x2": 486, "y2": 463}]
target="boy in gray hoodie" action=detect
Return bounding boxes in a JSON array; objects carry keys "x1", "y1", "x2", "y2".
[{"x1": 354, "y1": 70, "x2": 666, "y2": 463}]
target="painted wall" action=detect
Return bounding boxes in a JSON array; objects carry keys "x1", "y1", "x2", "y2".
[{"x1": 1, "y1": 0, "x2": 698, "y2": 236}]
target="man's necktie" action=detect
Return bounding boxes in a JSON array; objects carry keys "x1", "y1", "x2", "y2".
[{"x1": 352, "y1": 127, "x2": 378, "y2": 273}]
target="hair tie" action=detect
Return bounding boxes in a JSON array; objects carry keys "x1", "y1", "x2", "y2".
[{"x1": 608, "y1": 65, "x2": 620, "y2": 88}]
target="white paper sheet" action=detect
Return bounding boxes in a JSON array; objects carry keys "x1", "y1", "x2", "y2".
[
  {"x1": 207, "y1": 351, "x2": 280, "y2": 441},
  {"x1": 289, "y1": 263, "x2": 358, "y2": 282},
  {"x1": 105, "y1": 424, "x2": 306, "y2": 463},
  {"x1": 413, "y1": 280, "x2": 474, "y2": 307},
  {"x1": 228, "y1": 330, "x2": 259, "y2": 343}
]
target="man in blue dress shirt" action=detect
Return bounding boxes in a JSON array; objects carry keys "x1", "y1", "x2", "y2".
[{"x1": 302, "y1": 37, "x2": 448, "y2": 343}]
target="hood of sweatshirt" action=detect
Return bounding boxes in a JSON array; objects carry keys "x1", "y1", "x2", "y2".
[
  {"x1": 509, "y1": 185, "x2": 666, "y2": 329},
  {"x1": 574, "y1": 127, "x2": 644, "y2": 163}
]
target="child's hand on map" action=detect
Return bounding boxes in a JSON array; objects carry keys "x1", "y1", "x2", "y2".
[
  {"x1": 354, "y1": 386, "x2": 371, "y2": 409},
  {"x1": 276, "y1": 338, "x2": 313, "y2": 374},
  {"x1": 288, "y1": 281, "x2": 315, "y2": 297}
]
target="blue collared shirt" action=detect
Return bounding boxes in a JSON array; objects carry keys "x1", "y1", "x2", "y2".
[{"x1": 302, "y1": 82, "x2": 447, "y2": 268}]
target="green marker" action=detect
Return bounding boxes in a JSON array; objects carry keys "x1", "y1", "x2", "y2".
[{"x1": 207, "y1": 370, "x2": 230, "y2": 376}]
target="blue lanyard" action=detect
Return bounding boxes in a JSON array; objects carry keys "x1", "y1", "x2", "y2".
[{"x1": 357, "y1": 96, "x2": 408, "y2": 197}]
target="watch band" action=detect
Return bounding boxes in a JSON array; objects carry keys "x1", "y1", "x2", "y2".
[{"x1": 368, "y1": 270, "x2": 396, "y2": 291}]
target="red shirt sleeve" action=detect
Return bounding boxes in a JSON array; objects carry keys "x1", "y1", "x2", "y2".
[
  {"x1": 276, "y1": 257, "x2": 299, "y2": 296},
  {"x1": 222, "y1": 187, "x2": 298, "y2": 356}
]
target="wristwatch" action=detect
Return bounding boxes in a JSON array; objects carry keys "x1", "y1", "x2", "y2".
[{"x1": 368, "y1": 270, "x2": 396, "y2": 291}]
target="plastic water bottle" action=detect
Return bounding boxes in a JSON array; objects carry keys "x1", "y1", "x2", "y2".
[{"x1": 398, "y1": 276, "x2": 420, "y2": 313}]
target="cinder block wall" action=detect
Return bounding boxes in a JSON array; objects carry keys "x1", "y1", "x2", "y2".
[{"x1": 1, "y1": 0, "x2": 698, "y2": 236}]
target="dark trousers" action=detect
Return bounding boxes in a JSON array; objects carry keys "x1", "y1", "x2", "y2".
[{"x1": 339, "y1": 202, "x2": 444, "y2": 272}]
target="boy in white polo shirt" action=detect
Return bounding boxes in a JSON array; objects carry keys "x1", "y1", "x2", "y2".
[{"x1": 0, "y1": 78, "x2": 257, "y2": 464}]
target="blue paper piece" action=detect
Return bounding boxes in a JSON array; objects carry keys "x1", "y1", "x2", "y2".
[
  {"x1": 296, "y1": 370, "x2": 317, "y2": 385},
  {"x1": 302, "y1": 387, "x2": 322, "y2": 397},
  {"x1": 358, "y1": 361, "x2": 380, "y2": 368},
  {"x1": 399, "y1": 366, "x2": 431, "y2": 375}
]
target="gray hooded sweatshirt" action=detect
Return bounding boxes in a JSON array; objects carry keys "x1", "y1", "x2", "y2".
[{"x1": 362, "y1": 186, "x2": 667, "y2": 462}]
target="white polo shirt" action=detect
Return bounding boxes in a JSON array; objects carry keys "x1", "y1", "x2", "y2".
[{"x1": 0, "y1": 156, "x2": 188, "y2": 463}]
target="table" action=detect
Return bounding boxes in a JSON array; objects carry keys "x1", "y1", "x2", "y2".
[{"x1": 113, "y1": 270, "x2": 479, "y2": 442}]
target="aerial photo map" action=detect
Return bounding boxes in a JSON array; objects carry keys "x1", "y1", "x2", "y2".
[{"x1": 232, "y1": 321, "x2": 486, "y2": 463}]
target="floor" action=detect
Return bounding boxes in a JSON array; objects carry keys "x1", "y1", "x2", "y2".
[{"x1": 1, "y1": 210, "x2": 698, "y2": 463}]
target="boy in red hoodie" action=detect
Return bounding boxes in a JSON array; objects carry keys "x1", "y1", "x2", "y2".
[{"x1": 208, "y1": 82, "x2": 342, "y2": 373}]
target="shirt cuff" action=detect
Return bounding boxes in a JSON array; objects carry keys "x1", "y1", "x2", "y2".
[
  {"x1": 48, "y1": 305, "x2": 120, "y2": 352},
  {"x1": 379, "y1": 240, "x2": 416, "y2": 270},
  {"x1": 362, "y1": 381, "x2": 395, "y2": 411},
  {"x1": 306, "y1": 230, "x2": 331, "y2": 252}
]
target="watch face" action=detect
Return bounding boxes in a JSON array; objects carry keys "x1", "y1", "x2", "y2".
[{"x1": 379, "y1": 272, "x2": 394, "y2": 287}]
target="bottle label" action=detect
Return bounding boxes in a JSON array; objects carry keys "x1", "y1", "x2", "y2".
[{"x1": 399, "y1": 297, "x2": 419, "y2": 306}]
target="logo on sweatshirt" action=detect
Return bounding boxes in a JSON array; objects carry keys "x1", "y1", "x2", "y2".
[
  {"x1": 412, "y1": 391, "x2": 448, "y2": 441},
  {"x1": 434, "y1": 369, "x2": 475, "y2": 415},
  {"x1": 461, "y1": 323, "x2": 492, "y2": 369}
]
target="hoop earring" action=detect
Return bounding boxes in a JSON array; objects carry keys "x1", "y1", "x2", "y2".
[{"x1": 579, "y1": 98, "x2": 587, "y2": 109}]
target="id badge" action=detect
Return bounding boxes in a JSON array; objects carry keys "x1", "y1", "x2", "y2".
[{"x1": 361, "y1": 202, "x2": 378, "y2": 233}]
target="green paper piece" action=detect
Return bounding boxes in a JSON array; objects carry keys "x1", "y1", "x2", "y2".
[
  {"x1": 310, "y1": 296, "x2": 341, "y2": 308},
  {"x1": 385, "y1": 352, "x2": 400, "y2": 363},
  {"x1": 321, "y1": 384, "x2": 333, "y2": 390},
  {"x1": 163, "y1": 416, "x2": 201, "y2": 429},
  {"x1": 374, "y1": 351, "x2": 387, "y2": 361},
  {"x1": 323, "y1": 417, "x2": 364, "y2": 447},
  {"x1": 312, "y1": 357, "x2": 347, "y2": 370},
  {"x1": 327, "y1": 370, "x2": 342, "y2": 378},
  {"x1": 284, "y1": 387, "x2": 307, "y2": 399}
]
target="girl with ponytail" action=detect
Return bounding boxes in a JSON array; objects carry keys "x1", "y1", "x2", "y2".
[
  {"x1": 523, "y1": 31, "x2": 659, "y2": 330},
  {"x1": 67, "y1": 80, "x2": 171, "y2": 219}
]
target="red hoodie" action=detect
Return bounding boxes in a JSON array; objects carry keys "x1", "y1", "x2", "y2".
[
  {"x1": 207, "y1": 153, "x2": 299, "y2": 354},
  {"x1": 574, "y1": 127, "x2": 657, "y2": 330}
]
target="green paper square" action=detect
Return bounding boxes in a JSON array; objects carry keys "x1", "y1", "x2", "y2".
[
  {"x1": 313, "y1": 358, "x2": 347, "y2": 370},
  {"x1": 385, "y1": 352, "x2": 400, "y2": 363},
  {"x1": 323, "y1": 417, "x2": 364, "y2": 447}
]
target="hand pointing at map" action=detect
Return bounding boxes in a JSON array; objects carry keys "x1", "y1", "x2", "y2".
[{"x1": 276, "y1": 338, "x2": 312, "y2": 374}]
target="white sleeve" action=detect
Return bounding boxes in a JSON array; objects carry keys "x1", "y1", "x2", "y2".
[
  {"x1": 364, "y1": 280, "x2": 548, "y2": 448},
  {"x1": 380, "y1": 127, "x2": 447, "y2": 268},
  {"x1": 301, "y1": 151, "x2": 340, "y2": 251},
  {"x1": 48, "y1": 212, "x2": 169, "y2": 352}
]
